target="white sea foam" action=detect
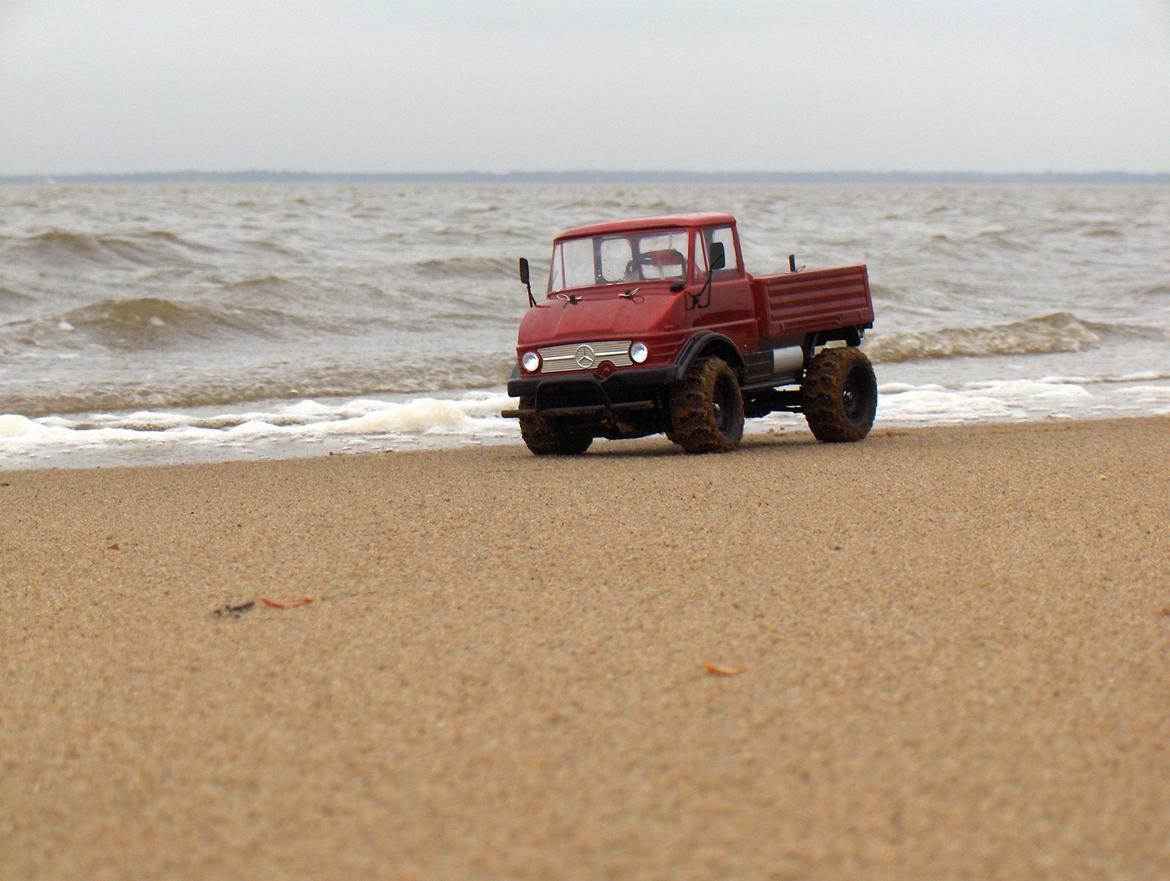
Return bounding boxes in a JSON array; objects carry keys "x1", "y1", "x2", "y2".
[
  {"x1": 865, "y1": 375, "x2": 1169, "y2": 426},
  {"x1": 1111, "y1": 385, "x2": 1170, "y2": 403},
  {"x1": 0, "y1": 393, "x2": 519, "y2": 468},
  {"x1": 873, "y1": 387, "x2": 1021, "y2": 423},
  {"x1": 4, "y1": 374, "x2": 1167, "y2": 471},
  {"x1": 312, "y1": 399, "x2": 473, "y2": 435},
  {"x1": 0, "y1": 414, "x2": 49, "y2": 438}
]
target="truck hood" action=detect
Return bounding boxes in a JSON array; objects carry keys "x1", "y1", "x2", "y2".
[{"x1": 517, "y1": 291, "x2": 681, "y2": 347}]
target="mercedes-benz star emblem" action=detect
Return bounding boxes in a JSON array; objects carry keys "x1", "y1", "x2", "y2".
[{"x1": 574, "y1": 344, "x2": 597, "y2": 369}]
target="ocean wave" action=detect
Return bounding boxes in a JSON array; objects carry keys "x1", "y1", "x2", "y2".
[
  {"x1": 68, "y1": 296, "x2": 279, "y2": 336},
  {"x1": 1081, "y1": 225, "x2": 1122, "y2": 239},
  {"x1": 216, "y1": 274, "x2": 312, "y2": 301},
  {"x1": 0, "y1": 285, "x2": 32, "y2": 307},
  {"x1": 220, "y1": 273, "x2": 293, "y2": 292},
  {"x1": 0, "y1": 296, "x2": 289, "y2": 351},
  {"x1": 0, "y1": 352, "x2": 517, "y2": 418},
  {"x1": 0, "y1": 229, "x2": 216, "y2": 269},
  {"x1": 411, "y1": 255, "x2": 522, "y2": 280},
  {"x1": 235, "y1": 237, "x2": 305, "y2": 257},
  {"x1": 925, "y1": 228, "x2": 1035, "y2": 256},
  {"x1": 864, "y1": 313, "x2": 1108, "y2": 363}
]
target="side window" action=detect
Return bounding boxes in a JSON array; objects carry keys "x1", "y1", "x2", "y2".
[
  {"x1": 634, "y1": 230, "x2": 689, "y2": 280},
  {"x1": 707, "y1": 226, "x2": 739, "y2": 273},
  {"x1": 692, "y1": 230, "x2": 707, "y2": 279}
]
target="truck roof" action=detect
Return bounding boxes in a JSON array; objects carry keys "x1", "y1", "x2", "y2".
[{"x1": 555, "y1": 213, "x2": 736, "y2": 240}]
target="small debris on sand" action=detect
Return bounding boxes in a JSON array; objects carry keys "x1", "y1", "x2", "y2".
[
  {"x1": 107, "y1": 543, "x2": 120, "y2": 551},
  {"x1": 703, "y1": 662, "x2": 746, "y2": 676},
  {"x1": 212, "y1": 601, "x2": 255, "y2": 619},
  {"x1": 261, "y1": 596, "x2": 313, "y2": 609}
]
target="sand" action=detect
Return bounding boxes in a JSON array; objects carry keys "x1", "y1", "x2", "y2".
[{"x1": 2, "y1": 417, "x2": 1169, "y2": 880}]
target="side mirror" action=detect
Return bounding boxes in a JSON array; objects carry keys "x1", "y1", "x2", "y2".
[
  {"x1": 709, "y1": 241, "x2": 726, "y2": 271},
  {"x1": 519, "y1": 257, "x2": 536, "y2": 308}
]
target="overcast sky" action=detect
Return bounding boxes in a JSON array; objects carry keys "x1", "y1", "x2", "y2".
[{"x1": 1, "y1": 0, "x2": 1168, "y2": 175}]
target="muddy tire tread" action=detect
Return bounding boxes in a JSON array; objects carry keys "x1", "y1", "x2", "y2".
[
  {"x1": 517, "y1": 397, "x2": 593, "y2": 455},
  {"x1": 801, "y1": 347, "x2": 877, "y2": 442},
  {"x1": 668, "y1": 357, "x2": 744, "y2": 454}
]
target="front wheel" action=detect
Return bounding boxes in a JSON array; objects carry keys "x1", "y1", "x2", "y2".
[
  {"x1": 801, "y1": 347, "x2": 877, "y2": 442},
  {"x1": 518, "y1": 398, "x2": 593, "y2": 455},
  {"x1": 669, "y1": 356, "x2": 744, "y2": 453}
]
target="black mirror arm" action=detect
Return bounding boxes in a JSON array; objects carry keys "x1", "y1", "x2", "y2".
[{"x1": 689, "y1": 264, "x2": 715, "y2": 309}]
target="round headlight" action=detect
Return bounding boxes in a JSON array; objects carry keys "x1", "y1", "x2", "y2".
[
  {"x1": 521, "y1": 351, "x2": 541, "y2": 373},
  {"x1": 629, "y1": 342, "x2": 649, "y2": 364}
]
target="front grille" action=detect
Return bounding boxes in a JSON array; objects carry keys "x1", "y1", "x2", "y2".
[{"x1": 538, "y1": 340, "x2": 632, "y2": 373}]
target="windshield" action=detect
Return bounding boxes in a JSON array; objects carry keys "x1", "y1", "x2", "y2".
[{"x1": 549, "y1": 229, "x2": 690, "y2": 292}]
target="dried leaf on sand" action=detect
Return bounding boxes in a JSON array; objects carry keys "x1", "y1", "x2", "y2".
[
  {"x1": 703, "y1": 662, "x2": 745, "y2": 676},
  {"x1": 261, "y1": 596, "x2": 313, "y2": 609}
]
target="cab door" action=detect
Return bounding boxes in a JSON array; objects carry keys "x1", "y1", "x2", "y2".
[{"x1": 688, "y1": 224, "x2": 758, "y2": 353}]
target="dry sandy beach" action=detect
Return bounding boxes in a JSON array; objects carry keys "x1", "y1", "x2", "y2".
[{"x1": 2, "y1": 417, "x2": 1169, "y2": 880}]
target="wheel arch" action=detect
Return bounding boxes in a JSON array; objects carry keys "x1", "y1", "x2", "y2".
[{"x1": 675, "y1": 332, "x2": 746, "y2": 380}]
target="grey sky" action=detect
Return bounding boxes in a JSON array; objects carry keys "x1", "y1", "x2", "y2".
[{"x1": 1, "y1": 0, "x2": 1167, "y2": 175}]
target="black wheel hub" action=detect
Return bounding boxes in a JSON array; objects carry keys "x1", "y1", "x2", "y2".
[
  {"x1": 713, "y1": 378, "x2": 735, "y2": 434},
  {"x1": 842, "y1": 368, "x2": 865, "y2": 422}
]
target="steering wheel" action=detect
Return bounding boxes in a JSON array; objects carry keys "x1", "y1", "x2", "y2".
[{"x1": 628, "y1": 250, "x2": 687, "y2": 279}]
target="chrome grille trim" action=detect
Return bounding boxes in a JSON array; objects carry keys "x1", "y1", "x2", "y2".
[{"x1": 538, "y1": 340, "x2": 632, "y2": 373}]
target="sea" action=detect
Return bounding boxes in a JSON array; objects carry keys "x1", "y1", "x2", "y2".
[{"x1": 1, "y1": 182, "x2": 1168, "y2": 470}]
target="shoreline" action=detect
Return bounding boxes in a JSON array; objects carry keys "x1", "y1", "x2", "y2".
[
  {"x1": 3, "y1": 406, "x2": 1170, "y2": 473},
  {"x1": 3, "y1": 416, "x2": 1169, "y2": 879}
]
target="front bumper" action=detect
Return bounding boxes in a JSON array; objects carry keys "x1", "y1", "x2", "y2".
[{"x1": 503, "y1": 367, "x2": 678, "y2": 418}]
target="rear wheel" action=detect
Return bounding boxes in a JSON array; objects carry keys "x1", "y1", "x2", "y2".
[
  {"x1": 669, "y1": 357, "x2": 744, "y2": 453},
  {"x1": 518, "y1": 397, "x2": 593, "y2": 455},
  {"x1": 801, "y1": 347, "x2": 877, "y2": 442}
]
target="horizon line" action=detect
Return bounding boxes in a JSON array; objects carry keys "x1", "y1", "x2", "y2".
[{"x1": 3, "y1": 169, "x2": 1169, "y2": 185}]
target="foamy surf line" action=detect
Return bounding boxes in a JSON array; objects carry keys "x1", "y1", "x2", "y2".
[
  {"x1": 0, "y1": 393, "x2": 518, "y2": 470},
  {"x1": 2, "y1": 377, "x2": 1169, "y2": 471}
]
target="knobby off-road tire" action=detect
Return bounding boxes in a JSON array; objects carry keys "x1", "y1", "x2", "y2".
[
  {"x1": 518, "y1": 397, "x2": 593, "y2": 455},
  {"x1": 669, "y1": 356, "x2": 744, "y2": 454},
  {"x1": 801, "y1": 347, "x2": 877, "y2": 442}
]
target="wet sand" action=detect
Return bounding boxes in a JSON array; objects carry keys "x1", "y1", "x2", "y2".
[{"x1": 3, "y1": 417, "x2": 1169, "y2": 880}]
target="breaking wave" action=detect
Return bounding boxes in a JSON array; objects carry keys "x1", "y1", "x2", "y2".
[
  {"x1": 1, "y1": 229, "x2": 215, "y2": 268},
  {"x1": 863, "y1": 312, "x2": 1132, "y2": 363},
  {"x1": 0, "y1": 297, "x2": 290, "y2": 350}
]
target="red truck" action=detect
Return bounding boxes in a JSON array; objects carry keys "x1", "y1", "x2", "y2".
[{"x1": 502, "y1": 213, "x2": 876, "y2": 455}]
